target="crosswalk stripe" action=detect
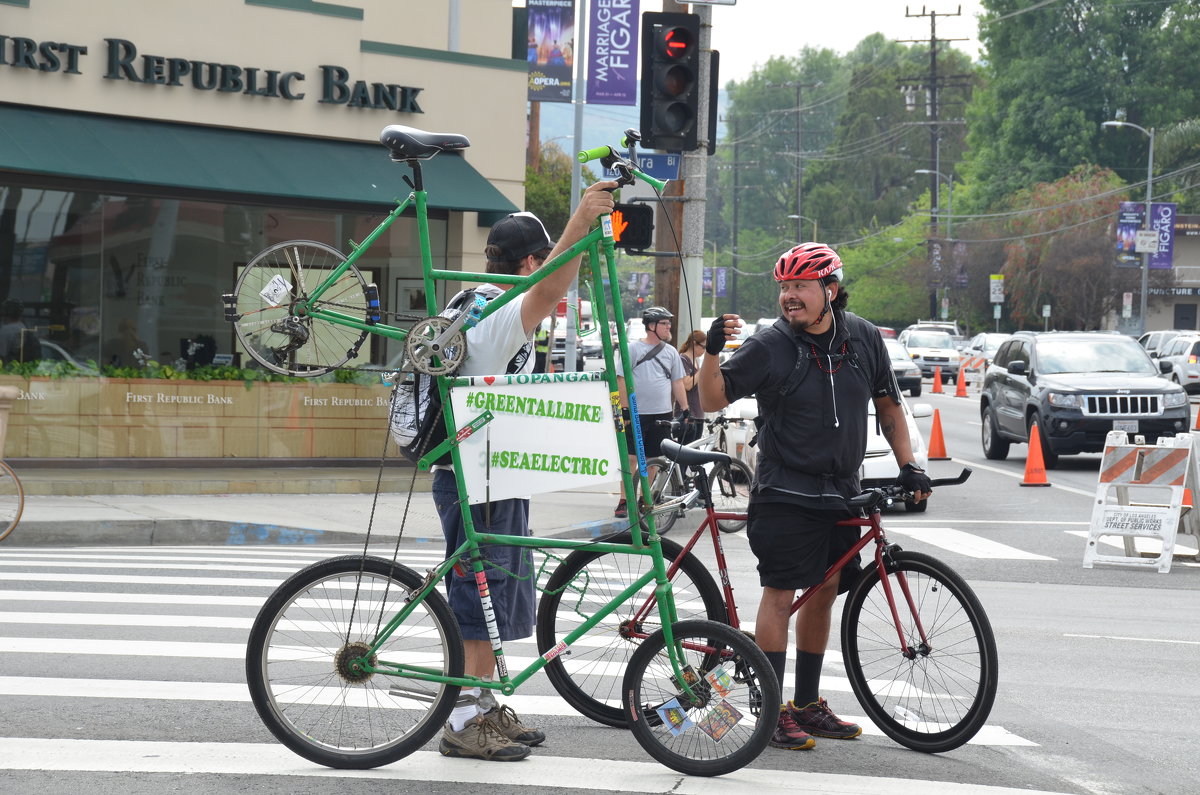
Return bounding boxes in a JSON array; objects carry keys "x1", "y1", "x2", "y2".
[
  {"x1": 0, "y1": 738, "x2": 1061, "y2": 791},
  {"x1": 887, "y1": 527, "x2": 1055, "y2": 560}
]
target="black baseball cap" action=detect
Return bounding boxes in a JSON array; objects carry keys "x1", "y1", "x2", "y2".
[{"x1": 487, "y1": 212, "x2": 554, "y2": 262}]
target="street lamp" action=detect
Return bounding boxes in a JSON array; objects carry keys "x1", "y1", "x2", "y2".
[
  {"x1": 1102, "y1": 120, "x2": 1155, "y2": 336},
  {"x1": 787, "y1": 214, "x2": 818, "y2": 242},
  {"x1": 914, "y1": 169, "x2": 953, "y2": 239}
]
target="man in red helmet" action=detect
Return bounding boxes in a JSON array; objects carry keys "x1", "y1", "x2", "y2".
[{"x1": 698, "y1": 242, "x2": 932, "y2": 751}]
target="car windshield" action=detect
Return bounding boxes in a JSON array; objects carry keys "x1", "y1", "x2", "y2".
[
  {"x1": 1036, "y1": 338, "x2": 1158, "y2": 375},
  {"x1": 979, "y1": 334, "x2": 1007, "y2": 354},
  {"x1": 884, "y1": 340, "x2": 911, "y2": 362},
  {"x1": 908, "y1": 332, "x2": 953, "y2": 348}
]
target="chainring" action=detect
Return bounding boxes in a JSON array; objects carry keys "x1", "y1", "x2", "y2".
[{"x1": 405, "y1": 316, "x2": 468, "y2": 375}]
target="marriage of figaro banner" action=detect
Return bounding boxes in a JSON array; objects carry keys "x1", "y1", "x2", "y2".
[
  {"x1": 586, "y1": 0, "x2": 639, "y2": 106},
  {"x1": 449, "y1": 371, "x2": 621, "y2": 504}
]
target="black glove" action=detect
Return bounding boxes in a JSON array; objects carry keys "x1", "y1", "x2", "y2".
[
  {"x1": 706, "y1": 316, "x2": 731, "y2": 355},
  {"x1": 896, "y1": 462, "x2": 932, "y2": 495}
]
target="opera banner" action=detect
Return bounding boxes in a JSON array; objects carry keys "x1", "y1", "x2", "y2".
[
  {"x1": 1149, "y1": 202, "x2": 1177, "y2": 269},
  {"x1": 586, "y1": 0, "x2": 639, "y2": 106},
  {"x1": 1116, "y1": 202, "x2": 1142, "y2": 267},
  {"x1": 528, "y1": 0, "x2": 575, "y2": 103},
  {"x1": 448, "y1": 371, "x2": 621, "y2": 504}
]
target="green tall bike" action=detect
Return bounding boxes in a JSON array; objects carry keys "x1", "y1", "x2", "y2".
[{"x1": 226, "y1": 125, "x2": 778, "y2": 776}]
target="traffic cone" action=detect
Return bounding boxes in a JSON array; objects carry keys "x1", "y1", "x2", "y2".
[
  {"x1": 1193, "y1": 405, "x2": 1200, "y2": 431},
  {"x1": 1021, "y1": 424, "x2": 1051, "y2": 487},
  {"x1": 954, "y1": 369, "x2": 968, "y2": 398},
  {"x1": 932, "y1": 366, "x2": 943, "y2": 394},
  {"x1": 927, "y1": 409, "x2": 949, "y2": 460}
]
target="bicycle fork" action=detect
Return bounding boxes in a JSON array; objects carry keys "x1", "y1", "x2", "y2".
[{"x1": 873, "y1": 539, "x2": 932, "y2": 659}]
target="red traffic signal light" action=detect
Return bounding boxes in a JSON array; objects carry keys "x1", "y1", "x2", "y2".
[{"x1": 640, "y1": 12, "x2": 700, "y2": 152}]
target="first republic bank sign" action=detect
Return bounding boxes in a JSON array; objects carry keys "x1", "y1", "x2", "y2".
[{"x1": 0, "y1": 34, "x2": 424, "y2": 113}]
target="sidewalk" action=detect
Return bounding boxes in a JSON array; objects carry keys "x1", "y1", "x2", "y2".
[{"x1": 8, "y1": 465, "x2": 633, "y2": 547}]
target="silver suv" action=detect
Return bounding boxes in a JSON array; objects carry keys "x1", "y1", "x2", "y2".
[{"x1": 901, "y1": 329, "x2": 960, "y2": 384}]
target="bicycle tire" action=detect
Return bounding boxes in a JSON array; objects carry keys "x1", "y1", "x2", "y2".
[
  {"x1": 0, "y1": 461, "x2": 25, "y2": 543},
  {"x1": 709, "y1": 458, "x2": 751, "y2": 533},
  {"x1": 840, "y1": 550, "x2": 998, "y2": 753},
  {"x1": 246, "y1": 555, "x2": 464, "y2": 768},
  {"x1": 231, "y1": 240, "x2": 370, "y2": 377},
  {"x1": 646, "y1": 456, "x2": 685, "y2": 535},
  {"x1": 536, "y1": 532, "x2": 727, "y2": 728},
  {"x1": 623, "y1": 619, "x2": 778, "y2": 776}
]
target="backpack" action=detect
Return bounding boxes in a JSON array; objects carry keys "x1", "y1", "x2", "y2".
[{"x1": 389, "y1": 285, "x2": 520, "y2": 466}]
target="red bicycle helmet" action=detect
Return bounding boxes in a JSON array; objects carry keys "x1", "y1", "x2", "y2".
[{"x1": 774, "y1": 243, "x2": 843, "y2": 283}]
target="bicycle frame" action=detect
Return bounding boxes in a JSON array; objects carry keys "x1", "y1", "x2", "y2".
[{"x1": 298, "y1": 150, "x2": 706, "y2": 700}]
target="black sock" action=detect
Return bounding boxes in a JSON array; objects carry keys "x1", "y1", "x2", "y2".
[
  {"x1": 764, "y1": 650, "x2": 787, "y2": 704},
  {"x1": 794, "y1": 650, "x2": 824, "y2": 707}
]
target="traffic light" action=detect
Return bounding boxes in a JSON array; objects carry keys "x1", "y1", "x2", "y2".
[
  {"x1": 640, "y1": 12, "x2": 700, "y2": 152},
  {"x1": 611, "y1": 203, "x2": 654, "y2": 251}
]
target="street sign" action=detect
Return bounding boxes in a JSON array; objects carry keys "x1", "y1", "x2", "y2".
[
  {"x1": 989, "y1": 274, "x2": 1004, "y2": 303},
  {"x1": 602, "y1": 153, "x2": 681, "y2": 182},
  {"x1": 993, "y1": 304, "x2": 1001, "y2": 319},
  {"x1": 1135, "y1": 229, "x2": 1158, "y2": 253},
  {"x1": 1122, "y1": 291, "x2": 1133, "y2": 318},
  {"x1": 1042, "y1": 304, "x2": 1051, "y2": 317}
]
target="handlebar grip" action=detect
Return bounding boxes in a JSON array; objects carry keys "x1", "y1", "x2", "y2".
[
  {"x1": 577, "y1": 145, "x2": 615, "y2": 164},
  {"x1": 928, "y1": 467, "x2": 972, "y2": 488}
]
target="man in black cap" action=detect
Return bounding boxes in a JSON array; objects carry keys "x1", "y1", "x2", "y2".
[{"x1": 433, "y1": 181, "x2": 615, "y2": 762}]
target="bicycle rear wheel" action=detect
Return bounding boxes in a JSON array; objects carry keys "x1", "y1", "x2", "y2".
[
  {"x1": 536, "y1": 532, "x2": 726, "y2": 728},
  {"x1": 841, "y1": 550, "x2": 998, "y2": 753},
  {"x1": 231, "y1": 240, "x2": 370, "y2": 376},
  {"x1": 623, "y1": 619, "x2": 778, "y2": 776},
  {"x1": 246, "y1": 555, "x2": 464, "y2": 768},
  {"x1": 709, "y1": 458, "x2": 751, "y2": 533},
  {"x1": 0, "y1": 461, "x2": 24, "y2": 543}
]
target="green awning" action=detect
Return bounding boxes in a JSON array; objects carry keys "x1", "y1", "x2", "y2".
[{"x1": 0, "y1": 104, "x2": 518, "y2": 214}]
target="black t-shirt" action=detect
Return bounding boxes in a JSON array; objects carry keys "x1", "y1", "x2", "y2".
[{"x1": 720, "y1": 311, "x2": 897, "y2": 509}]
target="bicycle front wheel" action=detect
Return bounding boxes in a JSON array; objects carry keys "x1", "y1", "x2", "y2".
[
  {"x1": 709, "y1": 458, "x2": 751, "y2": 533},
  {"x1": 232, "y1": 240, "x2": 370, "y2": 376},
  {"x1": 246, "y1": 555, "x2": 464, "y2": 769},
  {"x1": 536, "y1": 532, "x2": 727, "y2": 728},
  {"x1": 841, "y1": 550, "x2": 998, "y2": 753},
  {"x1": 623, "y1": 619, "x2": 778, "y2": 777},
  {"x1": 0, "y1": 461, "x2": 24, "y2": 543}
]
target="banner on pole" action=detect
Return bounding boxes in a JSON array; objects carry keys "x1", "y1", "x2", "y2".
[
  {"x1": 1149, "y1": 202, "x2": 1178, "y2": 270},
  {"x1": 1116, "y1": 202, "x2": 1142, "y2": 268},
  {"x1": 586, "y1": 0, "x2": 639, "y2": 106},
  {"x1": 527, "y1": 0, "x2": 575, "y2": 103},
  {"x1": 715, "y1": 267, "x2": 728, "y2": 298}
]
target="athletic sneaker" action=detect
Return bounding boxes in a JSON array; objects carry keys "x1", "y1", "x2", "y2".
[
  {"x1": 439, "y1": 716, "x2": 531, "y2": 761},
  {"x1": 789, "y1": 698, "x2": 862, "y2": 739},
  {"x1": 614, "y1": 499, "x2": 628, "y2": 518},
  {"x1": 770, "y1": 705, "x2": 815, "y2": 750},
  {"x1": 483, "y1": 704, "x2": 545, "y2": 746}
]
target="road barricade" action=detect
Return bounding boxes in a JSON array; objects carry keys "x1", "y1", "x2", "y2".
[
  {"x1": 1083, "y1": 431, "x2": 1194, "y2": 573},
  {"x1": 957, "y1": 357, "x2": 987, "y2": 393}
]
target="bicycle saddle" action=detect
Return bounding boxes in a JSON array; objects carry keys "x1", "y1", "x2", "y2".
[
  {"x1": 379, "y1": 125, "x2": 470, "y2": 160},
  {"x1": 660, "y1": 439, "x2": 732, "y2": 469}
]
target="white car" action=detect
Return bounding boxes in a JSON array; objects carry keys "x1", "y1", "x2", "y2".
[
  {"x1": 902, "y1": 329, "x2": 960, "y2": 384},
  {"x1": 720, "y1": 395, "x2": 932, "y2": 511}
]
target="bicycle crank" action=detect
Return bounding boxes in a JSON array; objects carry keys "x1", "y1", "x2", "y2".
[{"x1": 405, "y1": 316, "x2": 468, "y2": 375}]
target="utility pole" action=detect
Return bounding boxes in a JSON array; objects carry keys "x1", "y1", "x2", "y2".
[{"x1": 766, "y1": 80, "x2": 821, "y2": 243}]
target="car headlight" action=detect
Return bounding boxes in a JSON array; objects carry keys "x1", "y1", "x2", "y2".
[
  {"x1": 1164, "y1": 390, "x2": 1189, "y2": 408},
  {"x1": 1047, "y1": 392, "x2": 1082, "y2": 408}
]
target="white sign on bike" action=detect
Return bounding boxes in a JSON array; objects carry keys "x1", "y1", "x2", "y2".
[
  {"x1": 449, "y1": 371, "x2": 621, "y2": 504},
  {"x1": 259, "y1": 274, "x2": 293, "y2": 306}
]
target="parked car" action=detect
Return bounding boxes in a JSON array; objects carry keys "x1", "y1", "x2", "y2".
[
  {"x1": 721, "y1": 393, "x2": 931, "y2": 513},
  {"x1": 1137, "y1": 328, "x2": 1188, "y2": 358},
  {"x1": 979, "y1": 331, "x2": 1190, "y2": 468},
  {"x1": 902, "y1": 329, "x2": 960, "y2": 383},
  {"x1": 961, "y1": 332, "x2": 1011, "y2": 368},
  {"x1": 884, "y1": 338, "x2": 923, "y2": 397},
  {"x1": 1158, "y1": 332, "x2": 1200, "y2": 394}
]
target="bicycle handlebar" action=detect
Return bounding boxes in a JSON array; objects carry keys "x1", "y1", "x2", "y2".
[
  {"x1": 576, "y1": 138, "x2": 669, "y2": 193},
  {"x1": 577, "y1": 145, "x2": 615, "y2": 164}
]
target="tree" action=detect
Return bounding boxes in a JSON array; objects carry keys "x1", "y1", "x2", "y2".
[{"x1": 523, "y1": 141, "x2": 595, "y2": 238}]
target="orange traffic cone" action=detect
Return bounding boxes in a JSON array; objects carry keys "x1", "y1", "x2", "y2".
[
  {"x1": 1021, "y1": 424, "x2": 1051, "y2": 487},
  {"x1": 1193, "y1": 406, "x2": 1200, "y2": 431},
  {"x1": 932, "y1": 366, "x2": 943, "y2": 394},
  {"x1": 954, "y1": 369, "x2": 968, "y2": 398},
  {"x1": 927, "y1": 409, "x2": 949, "y2": 460}
]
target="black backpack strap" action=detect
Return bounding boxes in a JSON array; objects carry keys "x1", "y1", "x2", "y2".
[{"x1": 766, "y1": 320, "x2": 808, "y2": 397}]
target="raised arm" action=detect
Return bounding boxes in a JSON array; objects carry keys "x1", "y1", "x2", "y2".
[{"x1": 698, "y1": 314, "x2": 742, "y2": 412}]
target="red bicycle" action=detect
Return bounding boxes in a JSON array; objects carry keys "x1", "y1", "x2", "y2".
[{"x1": 537, "y1": 441, "x2": 996, "y2": 754}]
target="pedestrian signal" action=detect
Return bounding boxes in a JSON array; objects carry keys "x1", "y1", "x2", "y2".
[
  {"x1": 639, "y1": 12, "x2": 700, "y2": 152},
  {"x1": 611, "y1": 203, "x2": 654, "y2": 251}
]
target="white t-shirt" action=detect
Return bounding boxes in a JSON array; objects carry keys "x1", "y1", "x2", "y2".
[
  {"x1": 618, "y1": 339, "x2": 685, "y2": 414},
  {"x1": 461, "y1": 286, "x2": 534, "y2": 376}
]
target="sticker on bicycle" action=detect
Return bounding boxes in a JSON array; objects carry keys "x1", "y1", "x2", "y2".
[
  {"x1": 601, "y1": 215, "x2": 614, "y2": 240},
  {"x1": 697, "y1": 700, "x2": 744, "y2": 743},
  {"x1": 449, "y1": 375, "x2": 620, "y2": 503},
  {"x1": 705, "y1": 665, "x2": 734, "y2": 698},
  {"x1": 656, "y1": 698, "x2": 695, "y2": 736},
  {"x1": 259, "y1": 274, "x2": 293, "y2": 306}
]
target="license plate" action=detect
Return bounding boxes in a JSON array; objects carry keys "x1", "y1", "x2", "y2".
[{"x1": 1113, "y1": 419, "x2": 1139, "y2": 433}]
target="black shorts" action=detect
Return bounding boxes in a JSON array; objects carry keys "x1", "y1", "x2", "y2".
[
  {"x1": 746, "y1": 501, "x2": 862, "y2": 592},
  {"x1": 625, "y1": 411, "x2": 673, "y2": 459}
]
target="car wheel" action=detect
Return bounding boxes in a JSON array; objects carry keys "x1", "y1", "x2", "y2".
[
  {"x1": 910, "y1": 383, "x2": 922, "y2": 398},
  {"x1": 904, "y1": 497, "x2": 929, "y2": 513},
  {"x1": 981, "y1": 408, "x2": 1010, "y2": 461},
  {"x1": 1027, "y1": 414, "x2": 1059, "y2": 470}
]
